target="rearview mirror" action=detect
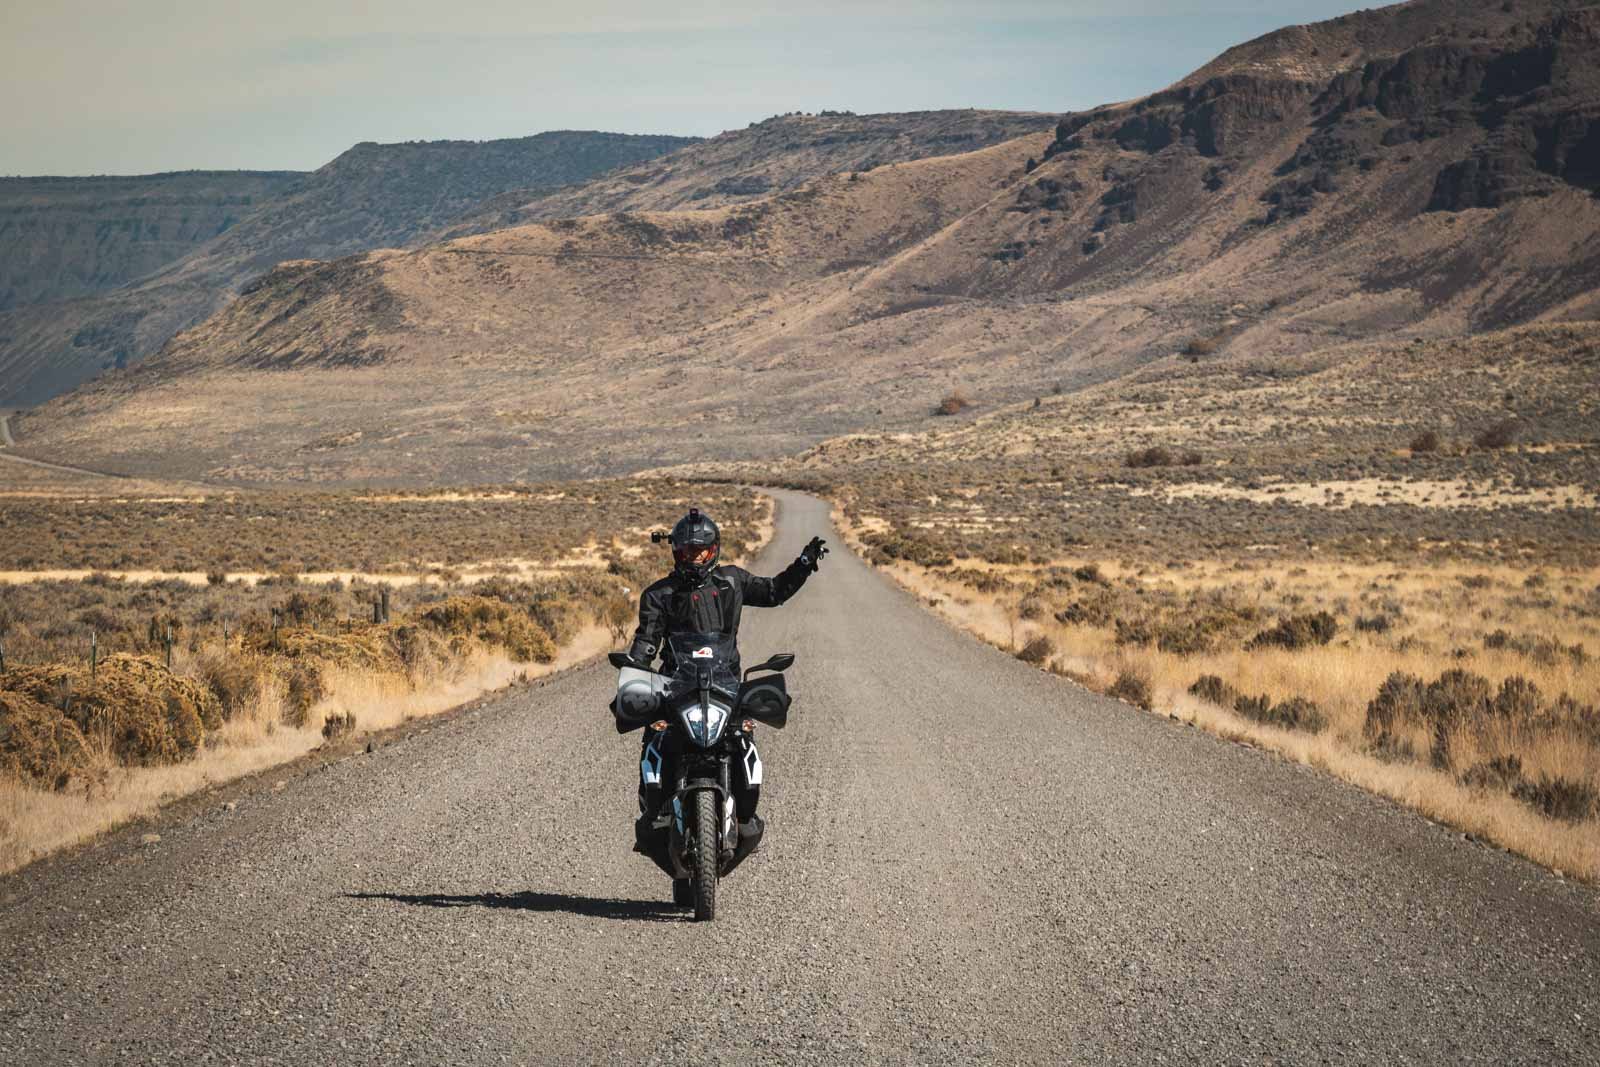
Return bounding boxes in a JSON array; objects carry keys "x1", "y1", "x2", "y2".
[{"x1": 744, "y1": 653, "x2": 795, "y2": 678}]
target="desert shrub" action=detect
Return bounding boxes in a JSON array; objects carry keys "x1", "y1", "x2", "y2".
[
  {"x1": 1422, "y1": 669, "x2": 1493, "y2": 727},
  {"x1": 145, "y1": 613, "x2": 183, "y2": 647},
  {"x1": 1233, "y1": 694, "x2": 1270, "y2": 726},
  {"x1": 0, "y1": 656, "x2": 220, "y2": 767},
  {"x1": 602, "y1": 593, "x2": 634, "y2": 641},
  {"x1": 1123, "y1": 446, "x2": 1203, "y2": 468},
  {"x1": 206, "y1": 571, "x2": 228, "y2": 586},
  {"x1": 1483, "y1": 630, "x2": 1588, "y2": 666},
  {"x1": 1365, "y1": 671, "x2": 1427, "y2": 745},
  {"x1": 1461, "y1": 754, "x2": 1524, "y2": 792},
  {"x1": 863, "y1": 532, "x2": 953, "y2": 569},
  {"x1": 934, "y1": 392, "x2": 969, "y2": 416},
  {"x1": 1512, "y1": 775, "x2": 1597, "y2": 822},
  {"x1": 321, "y1": 709, "x2": 356, "y2": 742},
  {"x1": 1107, "y1": 669, "x2": 1153, "y2": 710},
  {"x1": 1017, "y1": 596, "x2": 1044, "y2": 621},
  {"x1": 1552, "y1": 695, "x2": 1600, "y2": 743},
  {"x1": 1262, "y1": 697, "x2": 1328, "y2": 733},
  {"x1": 1473, "y1": 419, "x2": 1519, "y2": 450},
  {"x1": 1125, "y1": 447, "x2": 1175, "y2": 469},
  {"x1": 1247, "y1": 612, "x2": 1338, "y2": 651},
  {"x1": 1205, "y1": 678, "x2": 1327, "y2": 733},
  {"x1": 1366, "y1": 668, "x2": 1499, "y2": 767},
  {"x1": 1015, "y1": 635, "x2": 1055, "y2": 665},
  {"x1": 1113, "y1": 617, "x2": 1155, "y2": 647},
  {"x1": 193, "y1": 651, "x2": 267, "y2": 720},
  {"x1": 0, "y1": 690, "x2": 91, "y2": 789},
  {"x1": 954, "y1": 569, "x2": 1015, "y2": 595},
  {"x1": 1072, "y1": 564, "x2": 1108, "y2": 586},
  {"x1": 1154, "y1": 599, "x2": 1258, "y2": 655},
  {"x1": 1056, "y1": 599, "x2": 1114, "y2": 627},
  {"x1": 281, "y1": 663, "x2": 326, "y2": 728},
  {"x1": 1189, "y1": 675, "x2": 1241, "y2": 708},
  {"x1": 1490, "y1": 676, "x2": 1544, "y2": 721},
  {"x1": 524, "y1": 592, "x2": 586, "y2": 648},
  {"x1": 1183, "y1": 336, "x2": 1218, "y2": 357},
  {"x1": 1409, "y1": 430, "x2": 1441, "y2": 453},
  {"x1": 1355, "y1": 613, "x2": 1394, "y2": 633},
  {"x1": 419, "y1": 597, "x2": 557, "y2": 663},
  {"x1": 282, "y1": 591, "x2": 338, "y2": 626}
]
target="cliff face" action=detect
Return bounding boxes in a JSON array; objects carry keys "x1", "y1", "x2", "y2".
[
  {"x1": 0, "y1": 132, "x2": 697, "y2": 406},
  {"x1": 1038, "y1": 1, "x2": 1600, "y2": 224},
  {"x1": 429, "y1": 110, "x2": 1056, "y2": 239},
  {"x1": 0, "y1": 172, "x2": 302, "y2": 312}
]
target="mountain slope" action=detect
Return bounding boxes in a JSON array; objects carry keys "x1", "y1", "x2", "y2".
[
  {"x1": 0, "y1": 171, "x2": 303, "y2": 312},
  {"x1": 0, "y1": 132, "x2": 697, "y2": 406},
  {"x1": 432, "y1": 110, "x2": 1056, "y2": 239},
  {"x1": 16, "y1": 0, "x2": 1600, "y2": 485}
]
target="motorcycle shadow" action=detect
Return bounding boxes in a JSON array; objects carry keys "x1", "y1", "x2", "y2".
[{"x1": 344, "y1": 890, "x2": 685, "y2": 923}]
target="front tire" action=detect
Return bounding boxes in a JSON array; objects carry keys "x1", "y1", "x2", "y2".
[{"x1": 691, "y1": 791, "x2": 718, "y2": 921}]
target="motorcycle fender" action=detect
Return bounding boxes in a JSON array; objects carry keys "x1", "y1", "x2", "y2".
[
  {"x1": 672, "y1": 780, "x2": 729, "y2": 883},
  {"x1": 671, "y1": 780, "x2": 729, "y2": 849}
]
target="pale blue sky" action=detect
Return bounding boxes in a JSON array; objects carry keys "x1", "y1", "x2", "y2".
[{"x1": 3, "y1": 1, "x2": 1367, "y2": 176}]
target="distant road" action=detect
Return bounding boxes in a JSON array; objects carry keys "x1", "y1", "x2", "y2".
[
  {"x1": 0, "y1": 409, "x2": 125, "y2": 480},
  {"x1": 0, "y1": 491, "x2": 1595, "y2": 1063}
]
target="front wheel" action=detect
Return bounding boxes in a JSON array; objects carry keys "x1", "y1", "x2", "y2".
[{"x1": 691, "y1": 790, "x2": 719, "y2": 921}]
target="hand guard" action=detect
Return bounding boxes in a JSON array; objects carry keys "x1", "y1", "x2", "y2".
[{"x1": 798, "y1": 536, "x2": 829, "y2": 573}]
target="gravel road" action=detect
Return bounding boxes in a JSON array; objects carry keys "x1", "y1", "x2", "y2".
[{"x1": 2, "y1": 490, "x2": 1596, "y2": 1065}]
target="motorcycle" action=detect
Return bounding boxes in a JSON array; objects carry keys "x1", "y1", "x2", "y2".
[{"x1": 609, "y1": 632, "x2": 793, "y2": 921}]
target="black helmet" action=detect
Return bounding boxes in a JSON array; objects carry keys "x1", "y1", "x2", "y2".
[{"x1": 669, "y1": 507, "x2": 721, "y2": 581}]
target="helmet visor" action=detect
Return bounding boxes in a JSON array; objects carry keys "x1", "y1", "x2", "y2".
[{"x1": 673, "y1": 543, "x2": 719, "y2": 569}]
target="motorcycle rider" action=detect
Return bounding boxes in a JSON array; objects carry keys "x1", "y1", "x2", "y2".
[{"x1": 627, "y1": 507, "x2": 827, "y2": 858}]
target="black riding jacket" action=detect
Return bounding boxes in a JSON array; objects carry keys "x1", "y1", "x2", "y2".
[{"x1": 628, "y1": 557, "x2": 813, "y2": 670}]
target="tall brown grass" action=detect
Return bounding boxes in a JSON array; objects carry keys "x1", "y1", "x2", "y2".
[
  {"x1": 855, "y1": 528, "x2": 1600, "y2": 882},
  {"x1": 0, "y1": 491, "x2": 776, "y2": 874}
]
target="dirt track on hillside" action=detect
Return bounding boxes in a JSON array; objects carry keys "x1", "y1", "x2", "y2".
[{"x1": 1, "y1": 491, "x2": 1595, "y2": 1064}]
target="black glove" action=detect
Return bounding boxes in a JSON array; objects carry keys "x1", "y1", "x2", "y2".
[{"x1": 799, "y1": 536, "x2": 829, "y2": 573}]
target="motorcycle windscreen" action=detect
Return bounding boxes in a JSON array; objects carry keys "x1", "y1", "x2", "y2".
[
  {"x1": 665, "y1": 631, "x2": 741, "y2": 694},
  {"x1": 738, "y1": 674, "x2": 791, "y2": 728}
]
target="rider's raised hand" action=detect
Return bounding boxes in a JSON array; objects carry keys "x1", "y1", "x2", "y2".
[{"x1": 799, "y1": 536, "x2": 829, "y2": 572}]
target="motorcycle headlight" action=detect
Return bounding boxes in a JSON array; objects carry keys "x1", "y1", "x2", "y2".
[{"x1": 680, "y1": 699, "x2": 730, "y2": 747}]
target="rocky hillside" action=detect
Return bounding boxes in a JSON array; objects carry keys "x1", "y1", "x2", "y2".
[
  {"x1": 15, "y1": 0, "x2": 1600, "y2": 485},
  {"x1": 433, "y1": 110, "x2": 1056, "y2": 239},
  {"x1": 0, "y1": 171, "x2": 302, "y2": 312},
  {"x1": 0, "y1": 132, "x2": 696, "y2": 406}
]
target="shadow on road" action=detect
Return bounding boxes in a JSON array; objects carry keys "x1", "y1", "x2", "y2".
[{"x1": 344, "y1": 890, "x2": 684, "y2": 923}]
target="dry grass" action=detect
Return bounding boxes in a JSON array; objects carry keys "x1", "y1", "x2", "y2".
[
  {"x1": 0, "y1": 631, "x2": 605, "y2": 874},
  {"x1": 0, "y1": 486, "x2": 773, "y2": 874},
  {"x1": 856, "y1": 527, "x2": 1600, "y2": 881},
  {"x1": 0, "y1": 479, "x2": 763, "y2": 573}
]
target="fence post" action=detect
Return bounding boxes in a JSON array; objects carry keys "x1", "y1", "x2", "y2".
[
  {"x1": 372, "y1": 600, "x2": 381, "y2": 625},
  {"x1": 380, "y1": 588, "x2": 391, "y2": 624},
  {"x1": 164, "y1": 625, "x2": 173, "y2": 669},
  {"x1": 1, "y1": 640, "x2": 6, "y2": 673},
  {"x1": 90, "y1": 629, "x2": 98, "y2": 678}
]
